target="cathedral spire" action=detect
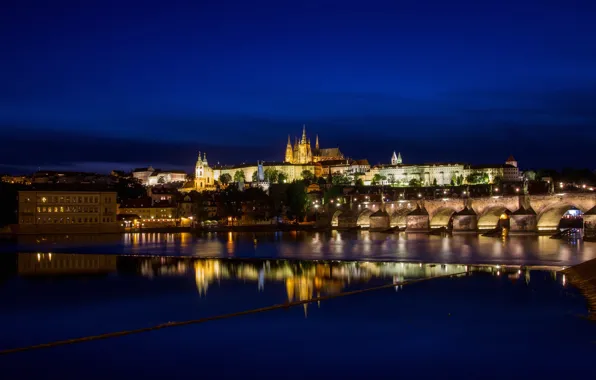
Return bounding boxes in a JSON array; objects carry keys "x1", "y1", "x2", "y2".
[
  {"x1": 315, "y1": 134, "x2": 319, "y2": 150},
  {"x1": 397, "y1": 152, "x2": 402, "y2": 164},
  {"x1": 301, "y1": 124, "x2": 307, "y2": 144},
  {"x1": 391, "y1": 151, "x2": 398, "y2": 165},
  {"x1": 198, "y1": 151, "x2": 202, "y2": 162},
  {"x1": 285, "y1": 135, "x2": 294, "y2": 163}
]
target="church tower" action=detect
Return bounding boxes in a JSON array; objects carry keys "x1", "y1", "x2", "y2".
[
  {"x1": 391, "y1": 151, "x2": 398, "y2": 165},
  {"x1": 195, "y1": 151, "x2": 214, "y2": 192},
  {"x1": 397, "y1": 152, "x2": 402, "y2": 164},
  {"x1": 285, "y1": 135, "x2": 293, "y2": 163}
]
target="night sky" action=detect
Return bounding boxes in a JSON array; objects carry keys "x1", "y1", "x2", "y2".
[{"x1": 2, "y1": 0, "x2": 595, "y2": 174}]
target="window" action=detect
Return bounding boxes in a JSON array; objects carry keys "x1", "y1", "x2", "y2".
[
  {"x1": 84, "y1": 196, "x2": 88, "y2": 203},
  {"x1": 60, "y1": 206, "x2": 64, "y2": 213},
  {"x1": 37, "y1": 207, "x2": 41, "y2": 212},
  {"x1": 54, "y1": 207, "x2": 58, "y2": 213},
  {"x1": 66, "y1": 196, "x2": 70, "y2": 203},
  {"x1": 41, "y1": 197, "x2": 47, "y2": 203}
]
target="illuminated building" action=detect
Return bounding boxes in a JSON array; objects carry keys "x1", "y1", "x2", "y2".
[
  {"x1": 132, "y1": 166, "x2": 187, "y2": 186},
  {"x1": 369, "y1": 154, "x2": 521, "y2": 186},
  {"x1": 285, "y1": 125, "x2": 345, "y2": 164},
  {"x1": 16, "y1": 190, "x2": 119, "y2": 234},
  {"x1": 118, "y1": 198, "x2": 178, "y2": 227}
]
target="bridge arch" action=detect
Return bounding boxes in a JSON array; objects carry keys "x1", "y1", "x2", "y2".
[
  {"x1": 331, "y1": 210, "x2": 342, "y2": 227},
  {"x1": 536, "y1": 203, "x2": 586, "y2": 231},
  {"x1": 357, "y1": 209, "x2": 374, "y2": 228},
  {"x1": 477, "y1": 206, "x2": 512, "y2": 230},
  {"x1": 430, "y1": 207, "x2": 456, "y2": 229}
]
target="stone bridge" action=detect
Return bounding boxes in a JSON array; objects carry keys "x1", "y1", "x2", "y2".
[{"x1": 329, "y1": 193, "x2": 596, "y2": 234}]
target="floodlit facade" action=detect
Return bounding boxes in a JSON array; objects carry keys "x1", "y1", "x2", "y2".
[{"x1": 17, "y1": 190, "x2": 119, "y2": 233}]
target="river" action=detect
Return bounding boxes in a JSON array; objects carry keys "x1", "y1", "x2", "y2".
[{"x1": 0, "y1": 232, "x2": 595, "y2": 379}]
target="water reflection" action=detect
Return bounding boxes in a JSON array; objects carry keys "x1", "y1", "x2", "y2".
[
  {"x1": 7, "y1": 252, "x2": 568, "y2": 318},
  {"x1": 4, "y1": 230, "x2": 596, "y2": 268}
]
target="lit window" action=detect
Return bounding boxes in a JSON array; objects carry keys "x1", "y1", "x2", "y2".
[{"x1": 41, "y1": 197, "x2": 47, "y2": 203}]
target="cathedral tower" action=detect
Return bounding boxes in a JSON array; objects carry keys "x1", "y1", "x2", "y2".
[{"x1": 285, "y1": 135, "x2": 293, "y2": 163}]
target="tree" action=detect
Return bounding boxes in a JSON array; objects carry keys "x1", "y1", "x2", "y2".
[
  {"x1": 324, "y1": 186, "x2": 342, "y2": 205},
  {"x1": 317, "y1": 176, "x2": 327, "y2": 185},
  {"x1": 409, "y1": 178, "x2": 421, "y2": 187},
  {"x1": 278, "y1": 172, "x2": 288, "y2": 184},
  {"x1": 387, "y1": 174, "x2": 396, "y2": 186},
  {"x1": 331, "y1": 173, "x2": 350, "y2": 185},
  {"x1": 251, "y1": 171, "x2": 258, "y2": 182},
  {"x1": 113, "y1": 177, "x2": 146, "y2": 203},
  {"x1": 432, "y1": 178, "x2": 437, "y2": 187},
  {"x1": 218, "y1": 186, "x2": 243, "y2": 224},
  {"x1": 371, "y1": 173, "x2": 386, "y2": 186},
  {"x1": 264, "y1": 168, "x2": 279, "y2": 183},
  {"x1": 219, "y1": 173, "x2": 232, "y2": 185},
  {"x1": 301, "y1": 170, "x2": 314, "y2": 183},
  {"x1": 466, "y1": 172, "x2": 484, "y2": 185},
  {"x1": 285, "y1": 181, "x2": 308, "y2": 221},
  {"x1": 493, "y1": 176, "x2": 502, "y2": 185},
  {"x1": 192, "y1": 191, "x2": 211, "y2": 222},
  {"x1": 233, "y1": 170, "x2": 245, "y2": 183},
  {"x1": 457, "y1": 174, "x2": 464, "y2": 186}
]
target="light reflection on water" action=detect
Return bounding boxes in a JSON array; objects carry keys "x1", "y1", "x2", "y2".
[
  {"x1": 13, "y1": 252, "x2": 566, "y2": 308},
  {"x1": 4, "y1": 231, "x2": 596, "y2": 266}
]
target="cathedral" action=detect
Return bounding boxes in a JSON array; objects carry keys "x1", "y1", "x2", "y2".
[{"x1": 284, "y1": 125, "x2": 344, "y2": 164}]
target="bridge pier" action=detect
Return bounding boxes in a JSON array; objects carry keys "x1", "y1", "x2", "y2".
[
  {"x1": 509, "y1": 206, "x2": 537, "y2": 234},
  {"x1": 452, "y1": 207, "x2": 478, "y2": 233},
  {"x1": 405, "y1": 206, "x2": 429, "y2": 232},
  {"x1": 337, "y1": 209, "x2": 358, "y2": 229},
  {"x1": 369, "y1": 209, "x2": 390, "y2": 230},
  {"x1": 583, "y1": 207, "x2": 596, "y2": 238}
]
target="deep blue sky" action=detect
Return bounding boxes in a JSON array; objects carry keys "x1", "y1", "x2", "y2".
[{"x1": 1, "y1": 0, "x2": 595, "y2": 174}]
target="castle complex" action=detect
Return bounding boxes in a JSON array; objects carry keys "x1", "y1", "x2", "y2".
[{"x1": 182, "y1": 125, "x2": 521, "y2": 191}]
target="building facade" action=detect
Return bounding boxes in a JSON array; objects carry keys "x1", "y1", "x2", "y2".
[
  {"x1": 17, "y1": 190, "x2": 119, "y2": 234},
  {"x1": 371, "y1": 153, "x2": 521, "y2": 186},
  {"x1": 194, "y1": 152, "x2": 216, "y2": 192},
  {"x1": 213, "y1": 162, "x2": 315, "y2": 184},
  {"x1": 132, "y1": 166, "x2": 187, "y2": 186},
  {"x1": 118, "y1": 198, "x2": 178, "y2": 227}
]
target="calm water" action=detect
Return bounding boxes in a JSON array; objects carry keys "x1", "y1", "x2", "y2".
[
  {"x1": 1, "y1": 233, "x2": 595, "y2": 379},
  {"x1": 1, "y1": 231, "x2": 595, "y2": 266}
]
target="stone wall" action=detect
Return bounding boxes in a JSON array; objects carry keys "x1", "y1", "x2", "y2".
[
  {"x1": 453, "y1": 215, "x2": 478, "y2": 232},
  {"x1": 510, "y1": 214, "x2": 537, "y2": 233},
  {"x1": 406, "y1": 215, "x2": 429, "y2": 231},
  {"x1": 13, "y1": 223, "x2": 122, "y2": 235}
]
